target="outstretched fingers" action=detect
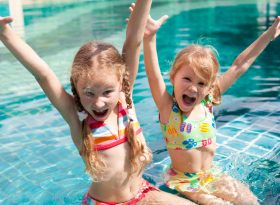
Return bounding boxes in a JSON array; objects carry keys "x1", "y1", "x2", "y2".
[
  {"x1": 157, "y1": 15, "x2": 169, "y2": 25},
  {"x1": 0, "y1": 16, "x2": 13, "y2": 33},
  {"x1": 129, "y1": 2, "x2": 135, "y2": 12},
  {"x1": 144, "y1": 14, "x2": 169, "y2": 38},
  {"x1": 125, "y1": 3, "x2": 136, "y2": 23},
  {"x1": 0, "y1": 16, "x2": 13, "y2": 26},
  {"x1": 272, "y1": 16, "x2": 280, "y2": 39},
  {"x1": 125, "y1": 2, "x2": 168, "y2": 37}
]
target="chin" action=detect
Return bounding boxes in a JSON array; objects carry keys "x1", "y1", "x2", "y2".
[
  {"x1": 179, "y1": 100, "x2": 198, "y2": 113},
  {"x1": 93, "y1": 115, "x2": 108, "y2": 122}
]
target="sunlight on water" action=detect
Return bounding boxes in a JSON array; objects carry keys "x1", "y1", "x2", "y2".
[{"x1": 0, "y1": 0, "x2": 279, "y2": 204}]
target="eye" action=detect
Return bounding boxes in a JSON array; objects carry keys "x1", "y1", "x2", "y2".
[
  {"x1": 183, "y1": 77, "x2": 191, "y2": 82},
  {"x1": 85, "y1": 91, "x2": 94, "y2": 97},
  {"x1": 198, "y1": 81, "x2": 206, "y2": 87},
  {"x1": 103, "y1": 90, "x2": 113, "y2": 96}
]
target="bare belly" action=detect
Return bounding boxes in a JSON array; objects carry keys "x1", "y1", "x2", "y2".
[
  {"x1": 86, "y1": 142, "x2": 144, "y2": 202},
  {"x1": 168, "y1": 144, "x2": 216, "y2": 173}
]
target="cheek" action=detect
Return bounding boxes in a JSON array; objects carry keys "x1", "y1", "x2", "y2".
[
  {"x1": 111, "y1": 92, "x2": 121, "y2": 103},
  {"x1": 201, "y1": 88, "x2": 209, "y2": 97},
  {"x1": 103, "y1": 92, "x2": 120, "y2": 107},
  {"x1": 79, "y1": 96, "x2": 92, "y2": 107}
]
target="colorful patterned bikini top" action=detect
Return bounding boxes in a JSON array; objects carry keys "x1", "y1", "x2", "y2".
[
  {"x1": 160, "y1": 101, "x2": 216, "y2": 150},
  {"x1": 86, "y1": 102, "x2": 142, "y2": 151}
]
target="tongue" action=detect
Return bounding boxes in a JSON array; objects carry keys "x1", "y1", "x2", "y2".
[
  {"x1": 183, "y1": 95, "x2": 196, "y2": 105},
  {"x1": 93, "y1": 110, "x2": 107, "y2": 116}
]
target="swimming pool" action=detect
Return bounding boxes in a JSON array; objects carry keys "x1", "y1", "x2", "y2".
[{"x1": 0, "y1": 0, "x2": 279, "y2": 204}]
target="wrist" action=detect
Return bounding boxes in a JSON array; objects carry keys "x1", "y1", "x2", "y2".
[
  {"x1": 266, "y1": 27, "x2": 276, "y2": 41},
  {"x1": 0, "y1": 25, "x2": 10, "y2": 39},
  {"x1": 144, "y1": 34, "x2": 156, "y2": 41}
]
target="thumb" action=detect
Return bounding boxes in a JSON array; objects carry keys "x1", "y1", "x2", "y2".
[
  {"x1": 158, "y1": 15, "x2": 169, "y2": 25},
  {"x1": 273, "y1": 30, "x2": 279, "y2": 40}
]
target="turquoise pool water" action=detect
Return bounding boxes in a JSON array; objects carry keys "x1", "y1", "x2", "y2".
[{"x1": 0, "y1": 0, "x2": 279, "y2": 204}]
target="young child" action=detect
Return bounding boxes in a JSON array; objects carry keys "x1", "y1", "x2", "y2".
[
  {"x1": 140, "y1": 4, "x2": 280, "y2": 205},
  {"x1": 0, "y1": 1, "x2": 196, "y2": 204}
]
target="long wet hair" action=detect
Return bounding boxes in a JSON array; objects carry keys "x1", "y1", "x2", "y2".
[
  {"x1": 170, "y1": 44, "x2": 221, "y2": 105},
  {"x1": 70, "y1": 41, "x2": 151, "y2": 180}
]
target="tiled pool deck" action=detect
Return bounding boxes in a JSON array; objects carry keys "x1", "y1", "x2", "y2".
[{"x1": 216, "y1": 102, "x2": 279, "y2": 161}]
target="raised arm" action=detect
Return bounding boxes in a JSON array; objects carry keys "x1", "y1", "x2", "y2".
[
  {"x1": 0, "y1": 17, "x2": 77, "y2": 126},
  {"x1": 143, "y1": 14, "x2": 172, "y2": 121},
  {"x1": 219, "y1": 16, "x2": 280, "y2": 94},
  {"x1": 122, "y1": 0, "x2": 152, "y2": 91}
]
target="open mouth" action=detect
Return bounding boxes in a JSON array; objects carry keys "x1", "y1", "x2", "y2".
[
  {"x1": 182, "y1": 94, "x2": 196, "y2": 106},
  {"x1": 93, "y1": 109, "x2": 109, "y2": 118}
]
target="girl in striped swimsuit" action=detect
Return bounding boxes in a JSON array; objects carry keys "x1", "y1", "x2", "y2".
[{"x1": 0, "y1": 1, "x2": 195, "y2": 204}]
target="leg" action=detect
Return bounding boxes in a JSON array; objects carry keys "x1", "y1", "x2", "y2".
[
  {"x1": 212, "y1": 174, "x2": 260, "y2": 205},
  {"x1": 137, "y1": 190, "x2": 197, "y2": 205},
  {"x1": 181, "y1": 191, "x2": 234, "y2": 205}
]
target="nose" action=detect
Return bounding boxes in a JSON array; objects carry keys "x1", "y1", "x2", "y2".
[
  {"x1": 189, "y1": 84, "x2": 198, "y2": 94},
  {"x1": 93, "y1": 97, "x2": 105, "y2": 108}
]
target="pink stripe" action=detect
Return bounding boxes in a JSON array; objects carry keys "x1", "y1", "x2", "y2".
[
  {"x1": 88, "y1": 120, "x2": 106, "y2": 129},
  {"x1": 136, "y1": 128, "x2": 142, "y2": 135},
  {"x1": 119, "y1": 108, "x2": 128, "y2": 117},
  {"x1": 118, "y1": 103, "x2": 127, "y2": 111},
  {"x1": 83, "y1": 180, "x2": 158, "y2": 204},
  {"x1": 94, "y1": 137, "x2": 128, "y2": 151}
]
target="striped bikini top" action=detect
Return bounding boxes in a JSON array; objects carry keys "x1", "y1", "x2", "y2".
[{"x1": 86, "y1": 102, "x2": 142, "y2": 151}]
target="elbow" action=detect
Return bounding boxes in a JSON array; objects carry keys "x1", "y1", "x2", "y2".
[
  {"x1": 33, "y1": 66, "x2": 53, "y2": 83},
  {"x1": 125, "y1": 35, "x2": 142, "y2": 49},
  {"x1": 146, "y1": 75, "x2": 160, "y2": 83},
  {"x1": 34, "y1": 71, "x2": 48, "y2": 83},
  {"x1": 231, "y1": 60, "x2": 251, "y2": 78}
]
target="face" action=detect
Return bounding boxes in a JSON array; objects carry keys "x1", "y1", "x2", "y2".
[
  {"x1": 76, "y1": 70, "x2": 122, "y2": 122},
  {"x1": 171, "y1": 65, "x2": 211, "y2": 113}
]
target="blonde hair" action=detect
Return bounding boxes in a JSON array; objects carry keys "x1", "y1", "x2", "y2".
[
  {"x1": 170, "y1": 44, "x2": 221, "y2": 105},
  {"x1": 70, "y1": 41, "x2": 151, "y2": 180}
]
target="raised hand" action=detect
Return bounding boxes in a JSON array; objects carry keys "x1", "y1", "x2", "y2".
[
  {"x1": 0, "y1": 16, "x2": 13, "y2": 31},
  {"x1": 269, "y1": 16, "x2": 280, "y2": 40},
  {"x1": 144, "y1": 14, "x2": 168, "y2": 38},
  {"x1": 126, "y1": 3, "x2": 168, "y2": 38}
]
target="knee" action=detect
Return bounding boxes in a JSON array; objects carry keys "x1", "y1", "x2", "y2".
[{"x1": 215, "y1": 175, "x2": 259, "y2": 205}]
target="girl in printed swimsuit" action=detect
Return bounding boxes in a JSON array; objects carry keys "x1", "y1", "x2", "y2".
[
  {"x1": 0, "y1": 1, "x2": 196, "y2": 204},
  {"x1": 128, "y1": 3, "x2": 280, "y2": 205}
]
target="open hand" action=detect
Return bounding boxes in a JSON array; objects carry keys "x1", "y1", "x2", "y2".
[
  {"x1": 0, "y1": 16, "x2": 13, "y2": 31},
  {"x1": 270, "y1": 16, "x2": 280, "y2": 40},
  {"x1": 126, "y1": 3, "x2": 168, "y2": 38}
]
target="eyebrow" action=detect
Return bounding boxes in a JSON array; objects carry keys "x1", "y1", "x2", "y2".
[
  {"x1": 83, "y1": 87, "x2": 95, "y2": 92},
  {"x1": 83, "y1": 86, "x2": 115, "y2": 92}
]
